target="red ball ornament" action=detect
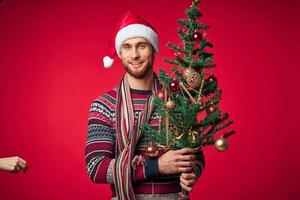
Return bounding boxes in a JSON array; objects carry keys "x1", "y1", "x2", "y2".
[
  {"x1": 193, "y1": 30, "x2": 203, "y2": 41},
  {"x1": 208, "y1": 74, "x2": 217, "y2": 83},
  {"x1": 203, "y1": 74, "x2": 218, "y2": 96},
  {"x1": 207, "y1": 104, "x2": 217, "y2": 115},
  {"x1": 156, "y1": 90, "x2": 166, "y2": 100},
  {"x1": 169, "y1": 80, "x2": 180, "y2": 92}
]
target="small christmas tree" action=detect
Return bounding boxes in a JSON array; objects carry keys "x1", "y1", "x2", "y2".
[{"x1": 142, "y1": 0, "x2": 235, "y2": 155}]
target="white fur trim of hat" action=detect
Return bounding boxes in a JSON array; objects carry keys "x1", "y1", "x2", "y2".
[{"x1": 115, "y1": 24, "x2": 159, "y2": 58}]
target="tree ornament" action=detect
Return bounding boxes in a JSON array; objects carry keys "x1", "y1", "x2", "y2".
[
  {"x1": 165, "y1": 109, "x2": 170, "y2": 146},
  {"x1": 169, "y1": 80, "x2": 180, "y2": 92},
  {"x1": 166, "y1": 100, "x2": 176, "y2": 110},
  {"x1": 208, "y1": 74, "x2": 217, "y2": 83},
  {"x1": 186, "y1": 71, "x2": 201, "y2": 88},
  {"x1": 169, "y1": 125, "x2": 180, "y2": 137},
  {"x1": 145, "y1": 144, "x2": 159, "y2": 157},
  {"x1": 156, "y1": 90, "x2": 166, "y2": 100},
  {"x1": 197, "y1": 78, "x2": 205, "y2": 102},
  {"x1": 207, "y1": 103, "x2": 217, "y2": 115},
  {"x1": 188, "y1": 130, "x2": 198, "y2": 144},
  {"x1": 193, "y1": 30, "x2": 203, "y2": 42},
  {"x1": 214, "y1": 137, "x2": 229, "y2": 152},
  {"x1": 203, "y1": 74, "x2": 218, "y2": 96},
  {"x1": 179, "y1": 82, "x2": 196, "y2": 103},
  {"x1": 182, "y1": 67, "x2": 196, "y2": 79}
]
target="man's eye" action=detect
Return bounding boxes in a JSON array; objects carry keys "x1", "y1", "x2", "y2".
[
  {"x1": 139, "y1": 44, "x2": 146, "y2": 49},
  {"x1": 123, "y1": 46, "x2": 131, "y2": 50}
]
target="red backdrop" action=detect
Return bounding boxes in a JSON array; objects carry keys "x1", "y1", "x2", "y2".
[{"x1": 1, "y1": 0, "x2": 299, "y2": 199}]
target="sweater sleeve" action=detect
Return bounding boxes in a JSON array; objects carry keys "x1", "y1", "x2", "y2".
[
  {"x1": 134, "y1": 151, "x2": 205, "y2": 181},
  {"x1": 132, "y1": 157, "x2": 159, "y2": 182},
  {"x1": 85, "y1": 96, "x2": 157, "y2": 184},
  {"x1": 85, "y1": 98, "x2": 116, "y2": 184}
]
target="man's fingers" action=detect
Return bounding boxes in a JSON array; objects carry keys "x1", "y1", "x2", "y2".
[
  {"x1": 20, "y1": 162, "x2": 28, "y2": 172},
  {"x1": 16, "y1": 157, "x2": 28, "y2": 171},
  {"x1": 176, "y1": 147, "x2": 201, "y2": 155},
  {"x1": 14, "y1": 157, "x2": 27, "y2": 172},
  {"x1": 17, "y1": 160, "x2": 26, "y2": 169},
  {"x1": 180, "y1": 182, "x2": 192, "y2": 192},
  {"x1": 189, "y1": 147, "x2": 201, "y2": 154},
  {"x1": 181, "y1": 172, "x2": 197, "y2": 180},
  {"x1": 178, "y1": 167, "x2": 193, "y2": 173},
  {"x1": 177, "y1": 161, "x2": 194, "y2": 167},
  {"x1": 178, "y1": 154, "x2": 196, "y2": 161},
  {"x1": 180, "y1": 175, "x2": 195, "y2": 187},
  {"x1": 17, "y1": 157, "x2": 26, "y2": 165},
  {"x1": 176, "y1": 148, "x2": 193, "y2": 155},
  {"x1": 11, "y1": 165, "x2": 20, "y2": 173}
]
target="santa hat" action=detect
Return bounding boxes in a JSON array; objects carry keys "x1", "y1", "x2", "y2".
[{"x1": 103, "y1": 11, "x2": 159, "y2": 68}]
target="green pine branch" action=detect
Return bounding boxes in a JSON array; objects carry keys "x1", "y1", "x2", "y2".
[
  {"x1": 167, "y1": 42, "x2": 187, "y2": 54},
  {"x1": 164, "y1": 58, "x2": 179, "y2": 66}
]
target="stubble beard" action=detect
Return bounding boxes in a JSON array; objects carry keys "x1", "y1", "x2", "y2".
[{"x1": 123, "y1": 60, "x2": 153, "y2": 79}]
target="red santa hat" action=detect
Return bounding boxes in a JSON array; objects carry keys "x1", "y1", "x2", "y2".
[{"x1": 103, "y1": 11, "x2": 159, "y2": 68}]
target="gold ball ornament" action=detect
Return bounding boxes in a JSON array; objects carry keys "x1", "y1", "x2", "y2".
[
  {"x1": 186, "y1": 72, "x2": 201, "y2": 88},
  {"x1": 214, "y1": 137, "x2": 229, "y2": 152},
  {"x1": 145, "y1": 144, "x2": 159, "y2": 157},
  {"x1": 166, "y1": 100, "x2": 176, "y2": 110},
  {"x1": 182, "y1": 67, "x2": 196, "y2": 79}
]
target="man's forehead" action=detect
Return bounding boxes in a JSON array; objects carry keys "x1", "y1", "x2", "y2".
[{"x1": 122, "y1": 37, "x2": 150, "y2": 45}]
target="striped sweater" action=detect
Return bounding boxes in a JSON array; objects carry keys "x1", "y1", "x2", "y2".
[{"x1": 85, "y1": 88, "x2": 205, "y2": 198}]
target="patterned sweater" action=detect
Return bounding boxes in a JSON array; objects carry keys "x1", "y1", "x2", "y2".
[{"x1": 85, "y1": 88, "x2": 205, "y2": 198}]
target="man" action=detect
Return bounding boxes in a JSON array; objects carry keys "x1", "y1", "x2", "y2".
[
  {"x1": 85, "y1": 11, "x2": 205, "y2": 200},
  {"x1": 0, "y1": 156, "x2": 27, "y2": 173}
]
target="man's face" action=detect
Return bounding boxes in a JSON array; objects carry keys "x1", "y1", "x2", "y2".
[{"x1": 120, "y1": 37, "x2": 155, "y2": 79}]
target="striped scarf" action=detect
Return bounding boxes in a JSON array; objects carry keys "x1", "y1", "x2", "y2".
[{"x1": 113, "y1": 73, "x2": 160, "y2": 200}]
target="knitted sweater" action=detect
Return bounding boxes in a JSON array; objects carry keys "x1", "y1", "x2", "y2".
[{"x1": 85, "y1": 88, "x2": 205, "y2": 198}]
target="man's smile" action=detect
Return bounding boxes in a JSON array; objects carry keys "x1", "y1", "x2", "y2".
[{"x1": 129, "y1": 61, "x2": 144, "y2": 68}]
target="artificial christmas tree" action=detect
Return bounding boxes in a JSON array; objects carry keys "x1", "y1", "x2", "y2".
[
  {"x1": 141, "y1": 0, "x2": 236, "y2": 196},
  {"x1": 141, "y1": 0, "x2": 235, "y2": 157}
]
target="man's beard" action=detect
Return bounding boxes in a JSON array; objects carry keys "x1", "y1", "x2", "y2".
[{"x1": 123, "y1": 61, "x2": 153, "y2": 79}]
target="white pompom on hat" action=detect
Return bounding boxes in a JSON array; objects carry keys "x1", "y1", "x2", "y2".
[{"x1": 103, "y1": 11, "x2": 159, "y2": 68}]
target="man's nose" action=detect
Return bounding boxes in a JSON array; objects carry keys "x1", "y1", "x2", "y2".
[{"x1": 130, "y1": 48, "x2": 140, "y2": 59}]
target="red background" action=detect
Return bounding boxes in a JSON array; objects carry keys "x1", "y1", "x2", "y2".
[{"x1": 0, "y1": 0, "x2": 299, "y2": 199}]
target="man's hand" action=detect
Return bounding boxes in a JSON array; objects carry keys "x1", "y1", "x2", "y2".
[
  {"x1": 0, "y1": 156, "x2": 28, "y2": 173},
  {"x1": 179, "y1": 172, "x2": 198, "y2": 192},
  {"x1": 158, "y1": 148, "x2": 199, "y2": 175}
]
